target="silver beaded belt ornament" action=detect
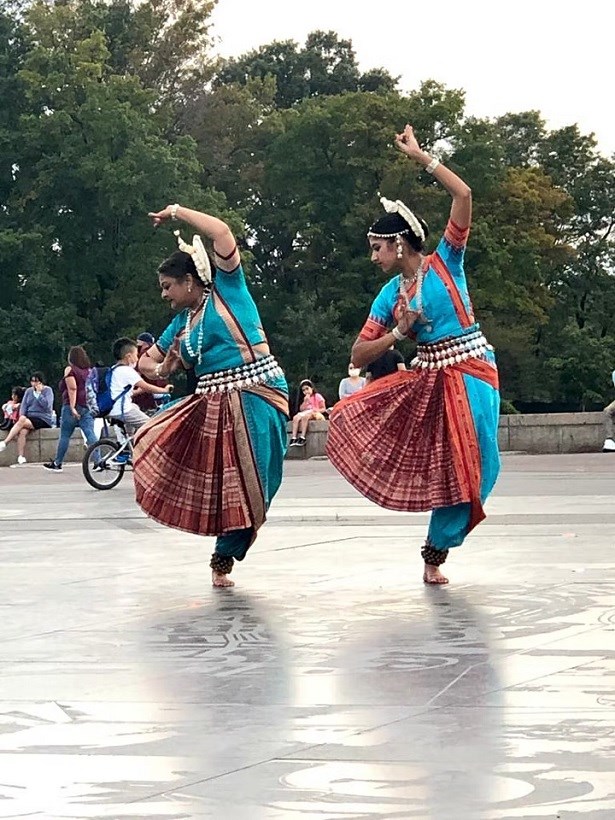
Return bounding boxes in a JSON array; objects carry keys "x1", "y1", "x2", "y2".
[
  {"x1": 196, "y1": 354, "x2": 284, "y2": 394},
  {"x1": 411, "y1": 329, "x2": 493, "y2": 370}
]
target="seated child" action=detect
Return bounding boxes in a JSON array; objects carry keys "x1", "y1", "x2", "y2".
[{"x1": 1, "y1": 386, "x2": 25, "y2": 430}]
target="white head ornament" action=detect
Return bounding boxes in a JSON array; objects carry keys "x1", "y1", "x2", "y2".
[
  {"x1": 173, "y1": 230, "x2": 212, "y2": 286},
  {"x1": 379, "y1": 197, "x2": 425, "y2": 242}
]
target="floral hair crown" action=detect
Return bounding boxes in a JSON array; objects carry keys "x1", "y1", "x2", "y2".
[
  {"x1": 367, "y1": 197, "x2": 426, "y2": 242},
  {"x1": 174, "y1": 230, "x2": 212, "y2": 285}
]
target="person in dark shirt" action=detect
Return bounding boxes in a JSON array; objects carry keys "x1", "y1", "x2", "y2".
[
  {"x1": 365, "y1": 345, "x2": 406, "y2": 382},
  {"x1": 43, "y1": 346, "x2": 98, "y2": 472}
]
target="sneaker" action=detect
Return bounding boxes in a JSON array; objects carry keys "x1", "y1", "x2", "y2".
[
  {"x1": 16, "y1": 455, "x2": 26, "y2": 465},
  {"x1": 43, "y1": 461, "x2": 62, "y2": 472},
  {"x1": 603, "y1": 438, "x2": 615, "y2": 452},
  {"x1": 0, "y1": 441, "x2": 6, "y2": 452},
  {"x1": 115, "y1": 452, "x2": 131, "y2": 465},
  {"x1": 296, "y1": 436, "x2": 306, "y2": 447},
  {"x1": 289, "y1": 438, "x2": 299, "y2": 447}
]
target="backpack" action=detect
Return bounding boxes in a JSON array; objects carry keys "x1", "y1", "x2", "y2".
[{"x1": 85, "y1": 366, "x2": 130, "y2": 418}]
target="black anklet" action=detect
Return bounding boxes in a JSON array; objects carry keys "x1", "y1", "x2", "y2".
[
  {"x1": 210, "y1": 553, "x2": 234, "y2": 575},
  {"x1": 421, "y1": 540, "x2": 449, "y2": 567}
]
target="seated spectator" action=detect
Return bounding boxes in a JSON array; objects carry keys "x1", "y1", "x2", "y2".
[
  {"x1": 338, "y1": 363, "x2": 366, "y2": 400},
  {"x1": 289, "y1": 379, "x2": 326, "y2": 447},
  {"x1": 0, "y1": 372, "x2": 54, "y2": 465},
  {"x1": 601, "y1": 367, "x2": 615, "y2": 452},
  {"x1": 109, "y1": 337, "x2": 172, "y2": 435},
  {"x1": 365, "y1": 345, "x2": 406, "y2": 382},
  {"x1": 1, "y1": 386, "x2": 25, "y2": 431},
  {"x1": 43, "y1": 346, "x2": 99, "y2": 473},
  {"x1": 134, "y1": 332, "x2": 169, "y2": 414}
]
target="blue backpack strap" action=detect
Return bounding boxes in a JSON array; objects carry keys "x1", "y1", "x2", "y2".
[{"x1": 109, "y1": 364, "x2": 132, "y2": 418}]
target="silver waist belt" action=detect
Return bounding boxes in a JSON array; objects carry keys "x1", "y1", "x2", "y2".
[
  {"x1": 196, "y1": 354, "x2": 284, "y2": 394},
  {"x1": 411, "y1": 330, "x2": 493, "y2": 370}
]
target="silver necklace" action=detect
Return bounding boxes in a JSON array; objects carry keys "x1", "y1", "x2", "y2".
[
  {"x1": 184, "y1": 295, "x2": 209, "y2": 365},
  {"x1": 400, "y1": 256, "x2": 424, "y2": 314},
  {"x1": 400, "y1": 257, "x2": 432, "y2": 331}
]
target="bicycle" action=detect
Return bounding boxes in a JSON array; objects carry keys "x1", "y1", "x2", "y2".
[
  {"x1": 82, "y1": 417, "x2": 134, "y2": 490},
  {"x1": 82, "y1": 392, "x2": 173, "y2": 490}
]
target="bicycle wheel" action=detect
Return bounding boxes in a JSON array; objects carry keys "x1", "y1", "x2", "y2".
[{"x1": 82, "y1": 438, "x2": 126, "y2": 490}]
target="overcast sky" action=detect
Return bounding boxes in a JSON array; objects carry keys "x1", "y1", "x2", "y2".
[{"x1": 209, "y1": 0, "x2": 615, "y2": 157}]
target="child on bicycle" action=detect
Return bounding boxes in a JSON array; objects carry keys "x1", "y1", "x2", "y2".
[{"x1": 109, "y1": 338, "x2": 172, "y2": 434}]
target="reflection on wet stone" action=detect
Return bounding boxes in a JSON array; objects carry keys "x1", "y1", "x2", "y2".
[{"x1": 1, "y1": 456, "x2": 615, "y2": 817}]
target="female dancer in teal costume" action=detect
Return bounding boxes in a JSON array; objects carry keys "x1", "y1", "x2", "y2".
[
  {"x1": 135, "y1": 204, "x2": 288, "y2": 588},
  {"x1": 327, "y1": 126, "x2": 500, "y2": 584}
]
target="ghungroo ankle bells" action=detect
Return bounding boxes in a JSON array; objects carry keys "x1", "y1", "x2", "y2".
[
  {"x1": 209, "y1": 553, "x2": 234, "y2": 575},
  {"x1": 421, "y1": 540, "x2": 449, "y2": 566}
]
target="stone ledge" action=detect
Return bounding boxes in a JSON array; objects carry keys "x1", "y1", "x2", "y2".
[
  {"x1": 0, "y1": 428, "x2": 89, "y2": 468},
  {"x1": 504, "y1": 411, "x2": 604, "y2": 427},
  {"x1": 285, "y1": 420, "x2": 329, "y2": 460},
  {"x1": 498, "y1": 412, "x2": 605, "y2": 454},
  {"x1": 286, "y1": 414, "x2": 608, "y2": 458},
  {"x1": 4, "y1": 412, "x2": 605, "y2": 467}
]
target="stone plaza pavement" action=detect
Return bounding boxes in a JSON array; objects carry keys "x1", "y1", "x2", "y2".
[{"x1": 1, "y1": 453, "x2": 614, "y2": 819}]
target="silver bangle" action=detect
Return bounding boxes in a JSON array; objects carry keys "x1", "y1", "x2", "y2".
[
  {"x1": 154, "y1": 362, "x2": 167, "y2": 378},
  {"x1": 170, "y1": 203, "x2": 180, "y2": 220},
  {"x1": 392, "y1": 325, "x2": 407, "y2": 341},
  {"x1": 425, "y1": 157, "x2": 440, "y2": 174}
]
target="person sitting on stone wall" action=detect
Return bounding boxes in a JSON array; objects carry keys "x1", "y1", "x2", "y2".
[
  {"x1": 338, "y1": 363, "x2": 366, "y2": 399},
  {"x1": 1, "y1": 386, "x2": 25, "y2": 431},
  {"x1": 289, "y1": 379, "x2": 326, "y2": 447},
  {"x1": 602, "y1": 367, "x2": 615, "y2": 452},
  {"x1": 0, "y1": 372, "x2": 54, "y2": 465}
]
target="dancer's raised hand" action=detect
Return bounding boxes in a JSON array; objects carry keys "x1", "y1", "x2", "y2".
[
  {"x1": 394, "y1": 125, "x2": 423, "y2": 160},
  {"x1": 148, "y1": 205, "x2": 175, "y2": 227}
]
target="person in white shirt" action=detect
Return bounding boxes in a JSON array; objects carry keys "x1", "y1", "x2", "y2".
[
  {"x1": 109, "y1": 338, "x2": 171, "y2": 433},
  {"x1": 602, "y1": 369, "x2": 615, "y2": 452}
]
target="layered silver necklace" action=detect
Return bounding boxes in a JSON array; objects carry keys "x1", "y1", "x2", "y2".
[
  {"x1": 184, "y1": 294, "x2": 210, "y2": 365},
  {"x1": 400, "y1": 255, "x2": 425, "y2": 315}
]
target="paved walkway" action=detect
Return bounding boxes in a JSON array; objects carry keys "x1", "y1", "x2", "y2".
[{"x1": 1, "y1": 453, "x2": 614, "y2": 818}]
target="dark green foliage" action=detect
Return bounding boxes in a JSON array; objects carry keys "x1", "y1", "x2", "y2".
[
  {"x1": 0, "y1": 0, "x2": 221, "y2": 394},
  {"x1": 214, "y1": 29, "x2": 399, "y2": 109},
  {"x1": 1, "y1": 8, "x2": 613, "y2": 412}
]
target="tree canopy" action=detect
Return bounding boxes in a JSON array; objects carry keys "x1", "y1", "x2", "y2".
[{"x1": 1, "y1": 1, "x2": 614, "y2": 412}]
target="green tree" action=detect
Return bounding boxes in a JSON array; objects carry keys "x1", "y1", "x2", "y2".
[
  {"x1": 534, "y1": 125, "x2": 615, "y2": 407},
  {"x1": 3, "y1": 8, "x2": 614, "y2": 414},
  {"x1": 270, "y1": 293, "x2": 347, "y2": 405},
  {"x1": 198, "y1": 73, "x2": 606, "y2": 407},
  {"x1": 28, "y1": 0, "x2": 217, "y2": 108},
  {"x1": 545, "y1": 324, "x2": 615, "y2": 410},
  {"x1": 217, "y1": 84, "x2": 467, "y2": 392},
  {"x1": 0, "y1": 0, "x2": 222, "y2": 394},
  {"x1": 214, "y1": 30, "x2": 398, "y2": 109}
]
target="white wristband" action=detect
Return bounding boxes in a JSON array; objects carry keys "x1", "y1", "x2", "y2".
[
  {"x1": 392, "y1": 325, "x2": 407, "y2": 341},
  {"x1": 425, "y1": 157, "x2": 440, "y2": 174},
  {"x1": 170, "y1": 203, "x2": 180, "y2": 220}
]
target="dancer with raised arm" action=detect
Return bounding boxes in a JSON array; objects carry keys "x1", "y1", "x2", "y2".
[
  {"x1": 135, "y1": 204, "x2": 288, "y2": 587},
  {"x1": 327, "y1": 126, "x2": 500, "y2": 584}
]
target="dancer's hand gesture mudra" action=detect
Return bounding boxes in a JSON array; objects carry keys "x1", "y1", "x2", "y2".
[{"x1": 394, "y1": 125, "x2": 424, "y2": 161}]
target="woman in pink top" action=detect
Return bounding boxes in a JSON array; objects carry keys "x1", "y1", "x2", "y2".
[{"x1": 289, "y1": 380, "x2": 326, "y2": 447}]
